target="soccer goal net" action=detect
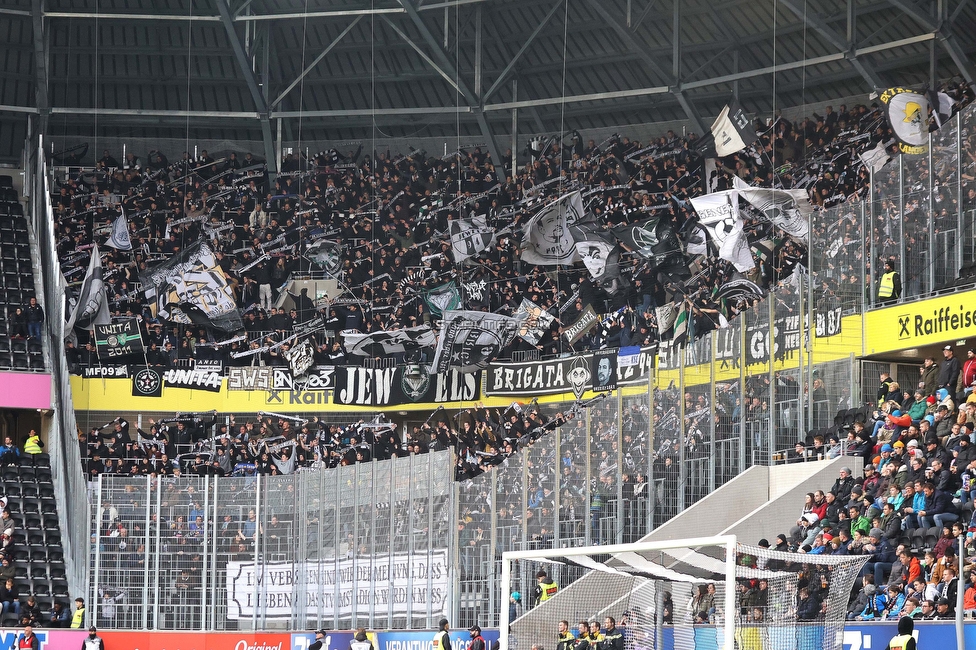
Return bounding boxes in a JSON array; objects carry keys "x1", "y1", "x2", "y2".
[{"x1": 502, "y1": 536, "x2": 868, "y2": 650}]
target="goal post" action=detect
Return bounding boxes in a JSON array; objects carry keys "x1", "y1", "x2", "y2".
[
  {"x1": 501, "y1": 536, "x2": 737, "y2": 650},
  {"x1": 500, "y1": 535, "x2": 868, "y2": 650}
]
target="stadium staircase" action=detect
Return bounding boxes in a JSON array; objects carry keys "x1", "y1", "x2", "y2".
[{"x1": 511, "y1": 455, "x2": 858, "y2": 630}]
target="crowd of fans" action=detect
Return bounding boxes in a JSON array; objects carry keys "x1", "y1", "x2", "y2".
[
  {"x1": 741, "y1": 348, "x2": 976, "y2": 623},
  {"x1": 51, "y1": 83, "x2": 973, "y2": 377}
]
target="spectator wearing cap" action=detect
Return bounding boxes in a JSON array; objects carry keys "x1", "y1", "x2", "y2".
[
  {"x1": 773, "y1": 534, "x2": 790, "y2": 553},
  {"x1": 831, "y1": 467, "x2": 856, "y2": 502},
  {"x1": 940, "y1": 346, "x2": 961, "y2": 391},
  {"x1": 856, "y1": 582, "x2": 887, "y2": 620},
  {"x1": 861, "y1": 527, "x2": 897, "y2": 585},
  {"x1": 83, "y1": 625, "x2": 105, "y2": 650},
  {"x1": 876, "y1": 259, "x2": 901, "y2": 305},
  {"x1": 862, "y1": 464, "x2": 882, "y2": 500},
  {"x1": 935, "y1": 596, "x2": 954, "y2": 619},
  {"x1": 468, "y1": 626, "x2": 486, "y2": 650},
  {"x1": 309, "y1": 629, "x2": 328, "y2": 650}
]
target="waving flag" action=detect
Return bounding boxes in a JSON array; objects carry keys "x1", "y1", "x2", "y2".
[
  {"x1": 689, "y1": 190, "x2": 754, "y2": 271},
  {"x1": 711, "y1": 100, "x2": 758, "y2": 157},
  {"x1": 732, "y1": 176, "x2": 811, "y2": 239},
  {"x1": 66, "y1": 244, "x2": 111, "y2": 331},
  {"x1": 105, "y1": 209, "x2": 132, "y2": 251},
  {"x1": 141, "y1": 242, "x2": 242, "y2": 332},
  {"x1": 521, "y1": 191, "x2": 585, "y2": 265},
  {"x1": 449, "y1": 216, "x2": 495, "y2": 263},
  {"x1": 880, "y1": 87, "x2": 928, "y2": 155},
  {"x1": 432, "y1": 310, "x2": 519, "y2": 372}
]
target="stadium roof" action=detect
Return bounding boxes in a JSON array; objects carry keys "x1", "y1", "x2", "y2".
[{"x1": 1, "y1": 0, "x2": 974, "y2": 164}]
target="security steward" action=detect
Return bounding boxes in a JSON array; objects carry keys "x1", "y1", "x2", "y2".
[
  {"x1": 83, "y1": 625, "x2": 106, "y2": 650},
  {"x1": 433, "y1": 618, "x2": 452, "y2": 650},
  {"x1": 877, "y1": 259, "x2": 901, "y2": 304},
  {"x1": 886, "y1": 615, "x2": 916, "y2": 650},
  {"x1": 533, "y1": 570, "x2": 559, "y2": 607}
]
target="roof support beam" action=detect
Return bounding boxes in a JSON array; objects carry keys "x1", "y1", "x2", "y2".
[
  {"x1": 30, "y1": 0, "x2": 49, "y2": 133},
  {"x1": 396, "y1": 0, "x2": 505, "y2": 182},
  {"x1": 583, "y1": 0, "x2": 706, "y2": 134},
  {"x1": 217, "y1": 0, "x2": 277, "y2": 173},
  {"x1": 380, "y1": 17, "x2": 465, "y2": 97},
  {"x1": 778, "y1": 0, "x2": 884, "y2": 89},
  {"x1": 482, "y1": 0, "x2": 563, "y2": 103},
  {"x1": 271, "y1": 17, "x2": 362, "y2": 110},
  {"x1": 886, "y1": 0, "x2": 974, "y2": 82}
]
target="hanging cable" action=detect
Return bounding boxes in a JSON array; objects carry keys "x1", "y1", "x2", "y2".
[
  {"x1": 297, "y1": 0, "x2": 311, "y2": 193},
  {"x1": 557, "y1": 0, "x2": 570, "y2": 192},
  {"x1": 93, "y1": 0, "x2": 99, "y2": 158}
]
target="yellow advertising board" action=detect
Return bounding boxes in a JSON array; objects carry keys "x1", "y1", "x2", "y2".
[{"x1": 864, "y1": 288, "x2": 976, "y2": 354}]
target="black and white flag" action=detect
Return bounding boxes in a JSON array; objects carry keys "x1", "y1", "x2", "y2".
[
  {"x1": 432, "y1": 310, "x2": 519, "y2": 373},
  {"x1": 927, "y1": 89, "x2": 955, "y2": 129},
  {"x1": 563, "y1": 305, "x2": 599, "y2": 345},
  {"x1": 342, "y1": 326, "x2": 437, "y2": 358},
  {"x1": 305, "y1": 239, "x2": 343, "y2": 275},
  {"x1": 574, "y1": 235, "x2": 620, "y2": 282},
  {"x1": 513, "y1": 298, "x2": 556, "y2": 345},
  {"x1": 859, "y1": 143, "x2": 891, "y2": 173},
  {"x1": 93, "y1": 318, "x2": 145, "y2": 359},
  {"x1": 448, "y1": 216, "x2": 495, "y2": 263},
  {"x1": 66, "y1": 244, "x2": 111, "y2": 332},
  {"x1": 689, "y1": 190, "x2": 755, "y2": 271},
  {"x1": 284, "y1": 338, "x2": 316, "y2": 378},
  {"x1": 521, "y1": 191, "x2": 585, "y2": 265},
  {"x1": 141, "y1": 241, "x2": 243, "y2": 332},
  {"x1": 880, "y1": 87, "x2": 928, "y2": 155},
  {"x1": 711, "y1": 100, "x2": 758, "y2": 157},
  {"x1": 611, "y1": 216, "x2": 684, "y2": 267},
  {"x1": 104, "y1": 209, "x2": 132, "y2": 251},
  {"x1": 733, "y1": 176, "x2": 811, "y2": 239}
]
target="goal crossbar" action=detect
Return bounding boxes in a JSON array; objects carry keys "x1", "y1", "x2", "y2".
[{"x1": 500, "y1": 535, "x2": 737, "y2": 650}]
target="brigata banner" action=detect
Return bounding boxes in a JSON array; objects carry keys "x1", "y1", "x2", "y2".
[
  {"x1": 226, "y1": 551, "x2": 449, "y2": 620},
  {"x1": 485, "y1": 345, "x2": 655, "y2": 396}
]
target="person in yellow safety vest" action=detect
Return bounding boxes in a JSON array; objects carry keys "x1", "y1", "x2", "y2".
[
  {"x1": 586, "y1": 620, "x2": 604, "y2": 650},
  {"x1": 22, "y1": 430, "x2": 43, "y2": 456},
  {"x1": 877, "y1": 260, "x2": 902, "y2": 304},
  {"x1": 70, "y1": 597, "x2": 85, "y2": 629},
  {"x1": 532, "y1": 570, "x2": 559, "y2": 607},
  {"x1": 433, "y1": 618, "x2": 452, "y2": 650},
  {"x1": 886, "y1": 615, "x2": 916, "y2": 650}
]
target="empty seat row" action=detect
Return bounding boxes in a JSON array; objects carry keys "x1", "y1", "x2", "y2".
[{"x1": 0, "y1": 353, "x2": 45, "y2": 372}]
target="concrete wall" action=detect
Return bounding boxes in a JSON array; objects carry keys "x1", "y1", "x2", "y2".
[{"x1": 644, "y1": 456, "x2": 861, "y2": 544}]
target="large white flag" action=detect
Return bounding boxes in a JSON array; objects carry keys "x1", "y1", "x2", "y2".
[
  {"x1": 65, "y1": 244, "x2": 111, "y2": 332},
  {"x1": 688, "y1": 190, "x2": 755, "y2": 271},
  {"x1": 711, "y1": 100, "x2": 757, "y2": 157},
  {"x1": 521, "y1": 191, "x2": 585, "y2": 265},
  {"x1": 105, "y1": 208, "x2": 132, "y2": 250},
  {"x1": 732, "y1": 176, "x2": 811, "y2": 239}
]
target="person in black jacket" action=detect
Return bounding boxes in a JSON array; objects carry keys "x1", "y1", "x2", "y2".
[
  {"x1": 309, "y1": 630, "x2": 328, "y2": 650},
  {"x1": 939, "y1": 346, "x2": 961, "y2": 391},
  {"x1": 468, "y1": 626, "x2": 485, "y2": 650},
  {"x1": 601, "y1": 617, "x2": 624, "y2": 650}
]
